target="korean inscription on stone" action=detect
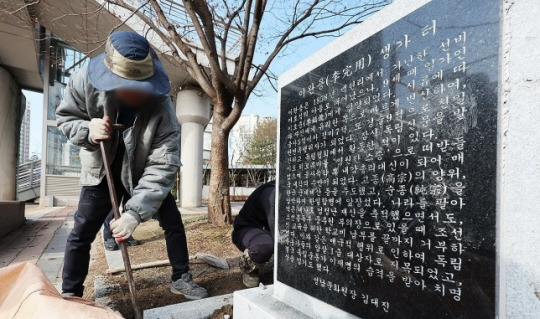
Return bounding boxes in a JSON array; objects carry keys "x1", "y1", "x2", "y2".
[{"x1": 277, "y1": 0, "x2": 499, "y2": 318}]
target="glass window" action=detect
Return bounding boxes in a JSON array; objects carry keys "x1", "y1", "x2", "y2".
[
  {"x1": 46, "y1": 126, "x2": 81, "y2": 176},
  {"x1": 47, "y1": 81, "x2": 65, "y2": 121},
  {"x1": 47, "y1": 42, "x2": 87, "y2": 120}
]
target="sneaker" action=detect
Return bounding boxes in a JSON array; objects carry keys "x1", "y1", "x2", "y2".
[
  {"x1": 171, "y1": 272, "x2": 209, "y2": 300},
  {"x1": 61, "y1": 292, "x2": 79, "y2": 298},
  {"x1": 242, "y1": 270, "x2": 260, "y2": 288},
  {"x1": 240, "y1": 249, "x2": 259, "y2": 273},
  {"x1": 240, "y1": 249, "x2": 263, "y2": 288},
  {"x1": 104, "y1": 238, "x2": 119, "y2": 251}
]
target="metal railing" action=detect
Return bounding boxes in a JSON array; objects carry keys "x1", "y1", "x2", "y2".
[{"x1": 17, "y1": 160, "x2": 41, "y2": 196}]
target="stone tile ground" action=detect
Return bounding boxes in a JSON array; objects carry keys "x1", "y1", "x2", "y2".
[{"x1": 0, "y1": 206, "x2": 75, "y2": 292}]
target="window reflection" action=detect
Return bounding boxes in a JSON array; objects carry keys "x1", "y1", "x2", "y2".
[{"x1": 46, "y1": 126, "x2": 81, "y2": 176}]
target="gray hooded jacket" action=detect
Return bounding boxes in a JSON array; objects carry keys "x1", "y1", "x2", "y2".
[{"x1": 55, "y1": 66, "x2": 180, "y2": 222}]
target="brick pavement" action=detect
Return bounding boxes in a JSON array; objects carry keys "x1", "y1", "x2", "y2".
[{"x1": 0, "y1": 206, "x2": 75, "y2": 292}]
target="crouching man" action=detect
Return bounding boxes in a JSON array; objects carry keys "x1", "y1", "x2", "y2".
[
  {"x1": 232, "y1": 181, "x2": 276, "y2": 287},
  {"x1": 56, "y1": 31, "x2": 207, "y2": 300}
]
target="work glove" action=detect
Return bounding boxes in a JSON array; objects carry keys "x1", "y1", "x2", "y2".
[
  {"x1": 88, "y1": 116, "x2": 111, "y2": 144},
  {"x1": 110, "y1": 213, "x2": 139, "y2": 242}
]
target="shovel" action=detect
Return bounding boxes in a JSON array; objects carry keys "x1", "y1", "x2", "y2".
[{"x1": 100, "y1": 124, "x2": 143, "y2": 319}]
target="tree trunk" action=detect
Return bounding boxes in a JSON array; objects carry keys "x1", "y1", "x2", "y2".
[{"x1": 208, "y1": 119, "x2": 232, "y2": 225}]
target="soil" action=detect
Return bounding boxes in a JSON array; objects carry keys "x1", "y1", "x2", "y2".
[
  {"x1": 211, "y1": 305, "x2": 234, "y2": 319},
  {"x1": 83, "y1": 214, "x2": 273, "y2": 319}
]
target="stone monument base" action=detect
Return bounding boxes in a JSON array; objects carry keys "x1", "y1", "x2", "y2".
[
  {"x1": 144, "y1": 293, "x2": 233, "y2": 319},
  {"x1": 233, "y1": 285, "x2": 310, "y2": 319}
]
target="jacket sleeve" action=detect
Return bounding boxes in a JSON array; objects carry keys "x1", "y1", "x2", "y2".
[
  {"x1": 55, "y1": 69, "x2": 98, "y2": 151},
  {"x1": 124, "y1": 101, "x2": 181, "y2": 222}
]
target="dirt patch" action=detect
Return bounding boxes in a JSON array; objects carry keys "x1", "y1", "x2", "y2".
[
  {"x1": 211, "y1": 304, "x2": 233, "y2": 319},
  {"x1": 84, "y1": 214, "x2": 273, "y2": 319},
  {"x1": 128, "y1": 214, "x2": 237, "y2": 265}
]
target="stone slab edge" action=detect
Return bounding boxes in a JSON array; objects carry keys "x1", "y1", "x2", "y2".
[
  {"x1": 144, "y1": 293, "x2": 233, "y2": 319},
  {"x1": 233, "y1": 285, "x2": 311, "y2": 319}
]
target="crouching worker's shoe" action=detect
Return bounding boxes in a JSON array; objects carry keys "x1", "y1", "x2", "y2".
[
  {"x1": 171, "y1": 272, "x2": 209, "y2": 300},
  {"x1": 240, "y1": 249, "x2": 263, "y2": 288},
  {"x1": 242, "y1": 270, "x2": 260, "y2": 288}
]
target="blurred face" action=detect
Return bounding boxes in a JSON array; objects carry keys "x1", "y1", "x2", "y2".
[{"x1": 114, "y1": 89, "x2": 151, "y2": 108}]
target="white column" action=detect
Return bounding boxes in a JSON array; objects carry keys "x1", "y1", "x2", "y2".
[
  {"x1": 175, "y1": 88, "x2": 211, "y2": 207},
  {"x1": 0, "y1": 67, "x2": 20, "y2": 200}
]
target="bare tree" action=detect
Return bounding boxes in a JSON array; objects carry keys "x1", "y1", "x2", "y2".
[
  {"x1": 245, "y1": 165, "x2": 263, "y2": 186},
  {"x1": 102, "y1": 0, "x2": 392, "y2": 225},
  {"x1": 4, "y1": 0, "x2": 391, "y2": 225}
]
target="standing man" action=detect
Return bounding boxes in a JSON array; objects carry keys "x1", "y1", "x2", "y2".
[
  {"x1": 232, "y1": 181, "x2": 275, "y2": 287},
  {"x1": 56, "y1": 31, "x2": 208, "y2": 300}
]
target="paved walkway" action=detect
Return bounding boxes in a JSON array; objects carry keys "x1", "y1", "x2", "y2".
[{"x1": 0, "y1": 206, "x2": 75, "y2": 292}]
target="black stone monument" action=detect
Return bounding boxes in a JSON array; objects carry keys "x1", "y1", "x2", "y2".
[{"x1": 277, "y1": 0, "x2": 500, "y2": 318}]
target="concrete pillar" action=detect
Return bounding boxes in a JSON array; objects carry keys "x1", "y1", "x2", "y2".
[
  {"x1": 0, "y1": 67, "x2": 21, "y2": 200},
  {"x1": 499, "y1": 1, "x2": 540, "y2": 317},
  {"x1": 175, "y1": 87, "x2": 211, "y2": 207}
]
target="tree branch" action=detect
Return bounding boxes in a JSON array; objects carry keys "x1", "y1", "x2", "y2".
[
  {"x1": 220, "y1": 0, "x2": 246, "y2": 74},
  {"x1": 239, "y1": 0, "x2": 267, "y2": 94},
  {"x1": 222, "y1": 97, "x2": 245, "y2": 132},
  {"x1": 182, "y1": 0, "x2": 235, "y2": 93},
  {"x1": 234, "y1": 0, "x2": 254, "y2": 88},
  {"x1": 146, "y1": 0, "x2": 216, "y2": 98},
  {"x1": 249, "y1": 1, "x2": 388, "y2": 96}
]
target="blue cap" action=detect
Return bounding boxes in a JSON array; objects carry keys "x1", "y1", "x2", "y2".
[{"x1": 88, "y1": 31, "x2": 171, "y2": 95}]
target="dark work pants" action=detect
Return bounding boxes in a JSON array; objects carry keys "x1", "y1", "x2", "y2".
[
  {"x1": 62, "y1": 180, "x2": 190, "y2": 296},
  {"x1": 103, "y1": 210, "x2": 115, "y2": 240},
  {"x1": 232, "y1": 227, "x2": 274, "y2": 264}
]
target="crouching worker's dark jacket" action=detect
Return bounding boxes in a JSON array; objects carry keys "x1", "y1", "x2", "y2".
[{"x1": 234, "y1": 181, "x2": 276, "y2": 238}]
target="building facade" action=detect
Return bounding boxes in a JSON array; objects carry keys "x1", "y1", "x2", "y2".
[
  {"x1": 19, "y1": 102, "x2": 30, "y2": 164},
  {"x1": 231, "y1": 115, "x2": 273, "y2": 164}
]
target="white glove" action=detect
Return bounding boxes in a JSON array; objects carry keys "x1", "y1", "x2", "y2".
[
  {"x1": 88, "y1": 116, "x2": 111, "y2": 144},
  {"x1": 110, "y1": 213, "x2": 139, "y2": 242}
]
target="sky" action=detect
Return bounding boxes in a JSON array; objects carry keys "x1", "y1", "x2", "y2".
[{"x1": 241, "y1": 36, "x2": 336, "y2": 118}]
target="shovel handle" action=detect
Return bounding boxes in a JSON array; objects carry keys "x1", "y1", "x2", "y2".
[{"x1": 100, "y1": 140, "x2": 142, "y2": 319}]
